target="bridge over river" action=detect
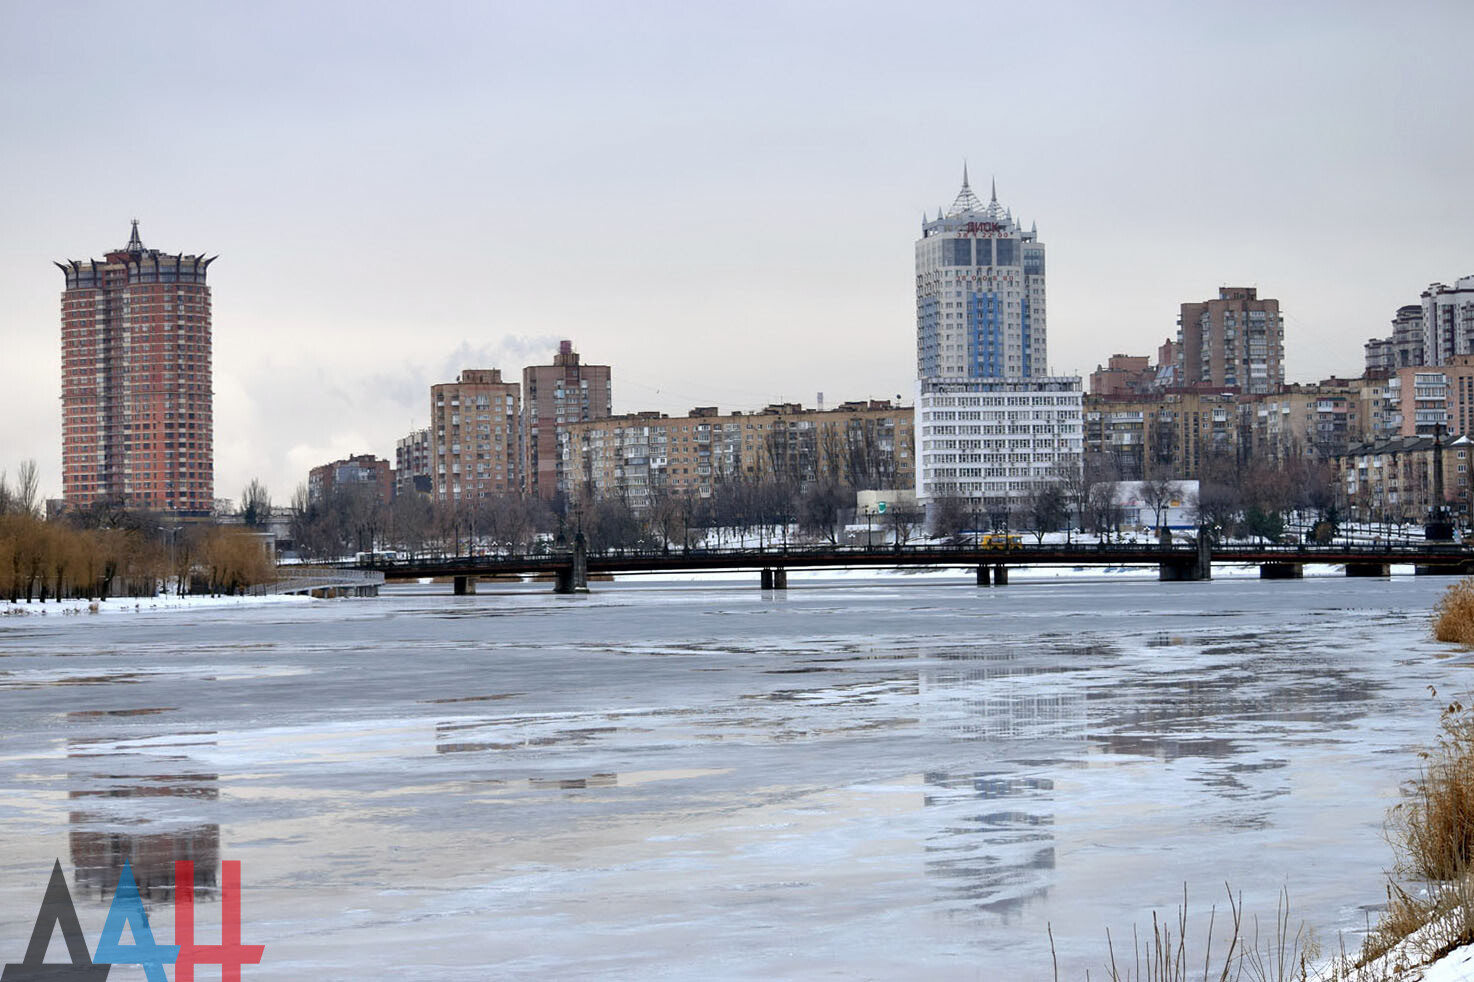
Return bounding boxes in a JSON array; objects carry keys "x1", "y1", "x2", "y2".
[{"x1": 325, "y1": 534, "x2": 1474, "y2": 595}]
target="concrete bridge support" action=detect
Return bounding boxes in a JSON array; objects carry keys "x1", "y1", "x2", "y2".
[
  {"x1": 975, "y1": 565, "x2": 991, "y2": 586},
  {"x1": 453, "y1": 575, "x2": 477, "y2": 595},
  {"x1": 1415, "y1": 563, "x2": 1472, "y2": 576},
  {"x1": 554, "y1": 532, "x2": 590, "y2": 594},
  {"x1": 1159, "y1": 561, "x2": 1201, "y2": 581},
  {"x1": 1160, "y1": 528, "x2": 1214, "y2": 581},
  {"x1": 760, "y1": 568, "x2": 773, "y2": 589},
  {"x1": 773, "y1": 567, "x2": 787, "y2": 589},
  {"x1": 992, "y1": 565, "x2": 1008, "y2": 586},
  {"x1": 1346, "y1": 562, "x2": 1391, "y2": 577},
  {"x1": 1260, "y1": 563, "x2": 1304, "y2": 579}
]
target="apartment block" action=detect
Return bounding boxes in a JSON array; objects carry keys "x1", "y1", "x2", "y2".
[
  {"x1": 560, "y1": 401, "x2": 915, "y2": 511},
  {"x1": 431, "y1": 369, "x2": 521, "y2": 501},
  {"x1": 308, "y1": 454, "x2": 394, "y2": 507},
  {"x1": 1384, "y1": 355, "x2": 1474, "y2": 437},
  {"x1": 1365, "y1": 305, "x2": 1425, "y2": 374},
  {"x1": 1083, "y1": 389, "x2": 1243, "y2": 480},
  {"x1": 914, "y1": 377, "x2": 1082, "y2": 505},
  {"x1": 1337, "y1": 435, "x2": 1472, "y2": 524},
  {"x1": 1177, "y1": 287, "x2": 1285, "y2": 394},
  {"x1": 1423, "y1": 277, "x2": 1474, "y2": 365},
  {"x1": 1240, "y1": 380, "x2": 1360, "y2": 461},
  {"x1": 57, "y1": 222, "x2": 215, "y2": 514},
  {"x1": 395, "y1": 428, "x2": 432, "y2": 496},
  {"x1": 522, "y1": 341, "x2": 612, "y2": 501}
]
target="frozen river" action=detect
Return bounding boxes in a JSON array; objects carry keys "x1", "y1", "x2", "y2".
[{"x1": 1, "y1": 572, "x2": 1471, "y2": 979}]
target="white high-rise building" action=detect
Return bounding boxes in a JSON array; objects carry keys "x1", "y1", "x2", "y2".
[
  {"x1": 1423, "y1": 276, "x2": 1474, "y2": 366},
  {"x1": 916, "y1": 169, "x2": 1046, "y2": 379},
  {"x1": 915, "y1": 377, "x2": 1083, "y2": 503},
  {"x1": 914, "y1": 169, "x2": 1081, "y2": 519}
]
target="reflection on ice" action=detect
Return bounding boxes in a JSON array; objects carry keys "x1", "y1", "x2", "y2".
[
  {"x1": 922, "y1": 772, "x2": 1056, "y2": 915},
  {"x1": 2, "y1": 575, "x2": 1472, "y2": 978},
  {"x1": 66, "y1": 736, "x2": 221, "y2": 905}
]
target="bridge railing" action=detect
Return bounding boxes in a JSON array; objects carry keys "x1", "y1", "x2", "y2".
[
  {"x1": 345, "y1": 539, "x2": 1474, "y2": 573},
  {"x1": 267, "y1": 567, "x2": 387, "y2": 595}
]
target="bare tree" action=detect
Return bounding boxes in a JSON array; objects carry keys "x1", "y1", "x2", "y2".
[
  {"x1": 1138, "y1": 476, "x2": 1182, "y2": 535},
  {"x1": 799, "y1": 480, "x2": 849, "y2": 544},
  {"x1": 1027, "y1": 483, "x2": 1068, "y2": 543},
  {"x1": 927, "y1": 495, "x2": 971, "y2": 543},
  {"x1": 1052, "y1": 459, "x2": 1089, "y2": 543},
  {"x1": 14, "y1": 460, "x2": 39, "y2": 518},
  {"x1": 239, "y1": 478, "x2": 272, "y2": 527}
]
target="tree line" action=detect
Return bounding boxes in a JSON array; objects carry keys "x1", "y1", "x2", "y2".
[{"x1": 0, "y1": 464, "x2": 276, "y2": 604}]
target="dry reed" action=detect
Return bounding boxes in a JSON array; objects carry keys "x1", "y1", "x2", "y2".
[{"x1": 1433, "y1": 579, "x2": 1474, "y2": 645}]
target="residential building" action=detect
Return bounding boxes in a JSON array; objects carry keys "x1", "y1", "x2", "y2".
[
  {"x1": 1337, "y1": 435, "x2": 1471, "y2": 525},
  {"x1": 1089, "y1": 342, "x2": 1179, "y2": 397},
  {"x1": 1240, "y1": 379, "x2": 1359, "y2": 462},
  {"x1": 395, "y1": 428, "x2": 432, "y2": 496},
  {"x1": 1081, "y1": 394, "x2": 1175, "y2": 480},
  {"x1": 1364, "y1": 305, "x2": 1425, "y2": 375},
  {"x1": 1385, "y1": 355, "x2": 1474, "y2": 437},
  {"x1": 913, "y1": 170, "x2": 1082, "y2": 514},
  {"x1": 560, "y1": 401, "x2": 914, "y2": 512},
  {"x1": 914, "y1": 377, "x2": 1082, "y2": 505},
  {"x1": 916, "y1": 168, "x2": 1046, "y2": 379},
  {"x1": 57, "y1": 222, "x2": 215, "y2": 514},
  {"x1": 308, "y1": 454, "x2": 393, "y2": 507},
  {"x1": 1082, "y1": 389, "x2": 1242, "y2": 480},
  {"x1": 1176, "y1": 287, "x2": 1285, "y2": 394},
  {"x1": 1423, "y1": 277, "x2": 1474, "y2": 366},
  {"x1": 522, "y1": 340, "x2": 612, "y2": 501},
  {"x1": 1348, "y1": 376, "x2": 1397, "y2": 443},
  {"x1": 1153, "y1": 339, "x2": 1181, "y2": 390},
  {"x1": 430, "y1": 369, "x2": 521, "y2": 501},
  {"x1": 1088, "y1": 354, "x2": 1151, "y2": 397}
]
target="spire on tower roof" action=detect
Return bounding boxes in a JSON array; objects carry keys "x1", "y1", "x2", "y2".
[
  {"x1": 126, "y1": 219, "x2": 143, "y2": 253},
  {"x1": 946, "y1": 164, "x2": 985, "y2": 216},
  {"x1": 990, "y1": 177, "x2": 997, "y2": 204}
]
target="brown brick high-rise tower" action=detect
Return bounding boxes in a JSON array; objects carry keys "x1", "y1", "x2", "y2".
[
  {"x1": 522, "y1": 341, "x2": 612, "y2": 501},
  {"x1": 57, "y1": 222, "x2": 216, "y2": 515}
]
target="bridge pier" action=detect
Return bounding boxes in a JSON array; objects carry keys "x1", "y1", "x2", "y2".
[
  {"x1": 975, "y1": 564, "x2": 991, "y2": 586},
  {"x1": 453, "y1": 575, "x2": 477, "y2": 595},
  {"x1": 554, "y1": 532, "x2": 590, "y2": 594},
  {"x1": 992, "y1": 565, "x2": 1008, "y2": 586},
  {"x1": 760, "y1": 568, "x2": 773, "y2": 589},
  {"x1": 1161, "y1": 527, "x2": 1214, "y2": 581},
  {"x1": 1260, "y1": 563, "x2": 1303, "y2": 579},
  {"x1": 1346, "y1": 562, "x2": 1391, "y2": 577},
  {"x1": 773, "y1": 567, "x2": 787, "y2": 589},
  {"x1": 1415, "y1": 563, "x2": 1473, "y2": 576}
]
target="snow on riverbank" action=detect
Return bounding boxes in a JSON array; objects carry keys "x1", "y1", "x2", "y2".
[
  {"x1": 1418, "y1": 945, "x2": 1474, "y2": 981},
  {"x1": 2, "y1": 593, "x2": 310, "y2": 617}
]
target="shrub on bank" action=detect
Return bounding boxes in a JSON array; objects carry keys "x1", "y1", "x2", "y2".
[
  {"x1": 1390, "y1": 702, "x2": 1474, "y2": 881},
  {"x1": 1434, "y1": 579, "x2": 1474, "y2": 645}
]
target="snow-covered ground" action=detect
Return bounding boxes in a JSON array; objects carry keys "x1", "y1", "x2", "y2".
[{"x1": 1, "y1": 593, "x2": 310, "y2": 617}]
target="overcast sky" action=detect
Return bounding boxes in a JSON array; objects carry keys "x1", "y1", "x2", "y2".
[{"x1": 2, "y1": 1, "x2": 1471, "y2": 503}]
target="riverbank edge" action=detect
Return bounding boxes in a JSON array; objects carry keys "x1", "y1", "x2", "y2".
[{"x1": 2, "y1": 594, "x2": 310, "y2": 616}]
